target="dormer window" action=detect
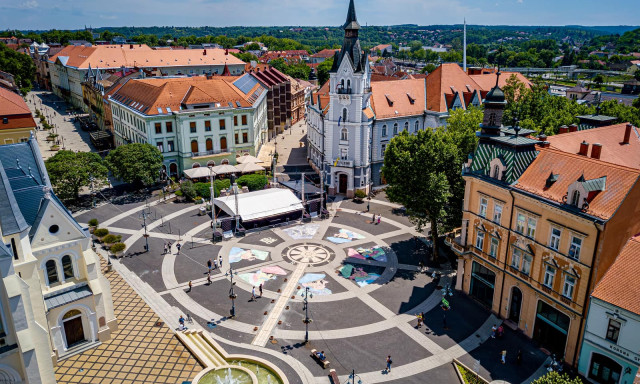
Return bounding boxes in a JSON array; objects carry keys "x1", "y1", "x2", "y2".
[
  {"x1": 489, "y1": 157, "x2": 506, "y2": 181},
  {"x1": 570, "y1": 190, "x2": 581, "y2": 206},
  {"x1": 492, "y1": 165, "x2": 500, "y2": 179}
]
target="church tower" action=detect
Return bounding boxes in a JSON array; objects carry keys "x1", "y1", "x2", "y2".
[
  {"x1": 479, "y1": 72, "x2": 507, "y2": 140},
  {"x1": 325, "y1": 0, "x2": 373, "y2": 198}
]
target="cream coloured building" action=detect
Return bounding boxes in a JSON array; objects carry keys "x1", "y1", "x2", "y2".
[{"x1": 0, "y1": 138, "x2": 116, "y2": 383}]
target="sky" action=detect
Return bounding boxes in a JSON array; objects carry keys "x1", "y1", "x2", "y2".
[{"x1": 1, "y1": 0, "x2": 639, "y2": 30}]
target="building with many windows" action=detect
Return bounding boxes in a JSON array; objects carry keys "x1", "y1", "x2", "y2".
[
  {"x1": 448, "y1": 76, "x2": 640, "y2": 365},
  {"x1": 109, "y1": 75, "x2": 267, "y2": 177},
  {"x1": 0, "y1": 138, "x2": 117, "y2": 383},
  {"x1": 48, "y1": 44, "x2": 246, "y2": 109},
  {"x1": 578, "y1": 235, "x2": 640, "y2": 384}
]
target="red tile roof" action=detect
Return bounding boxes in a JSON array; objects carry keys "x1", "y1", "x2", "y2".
[
  {"x1": 311, "y1": 49, "x2": 339, "y2": 58},
  {"x1": 110, "y1": 76, "x2": 258, "y2": 116},
  {"x1": 591, "y1": 235, "x2": 640, "y2": 315},
  {"x1": 370, "y1": 79, "x2": 427, "y2": 119},
  {"x1": 546, "y1": 123, "x2": 640, "y2": 169},
  {"x1": 470, "y1": 71, "x2": 532, "y2": 91},
  {"x1": 0, "y1": 87, "x2": 31, "y2": 115},
  {"x1": 514, "y1": 148, "x2": 640, "y2": 220},
  {"x1": 49, "y1": 44, "x2": 244, "y2": 69}
]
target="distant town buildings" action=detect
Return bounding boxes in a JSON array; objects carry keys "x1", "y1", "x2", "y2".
[{"x1": 48, "y1": 44, "x2": 245, "y2": 109}]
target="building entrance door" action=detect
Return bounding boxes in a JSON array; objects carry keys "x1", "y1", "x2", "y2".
[
  {"x1": 533, "y1": 301, "x2": 569, "y2": 357},
  {"x1": 63, "y1": 311, "x2": 85, "y2": 348},
  {"x1": 589, "y1": 353, "x2": 622, "y2": 384},
  {"x1": 469, "y1": 262, "x2": 496, "y2": 308},
  {"x1": 338, "y1": 174, "x2": 348, "y2": 194},
  {"x1": 509, "y1": 287, "x2": 523, "y2": 324}
]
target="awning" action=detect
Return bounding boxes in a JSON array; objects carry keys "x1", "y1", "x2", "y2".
[
  {"x1": 212, "y1": 164, "x2": 239, "y2": 174},
  {"x1": 183, "y1": 167, "x2": 211, "y2": 179},
  {"x1": 236, "y1": 155, "x2": 263, "y2": 164},
  {"x1": 44, "y1": 284, "x2": 93, "y2": 311},
  {"x1": 236, "y1": 162, "x2": 265, "y2": 173},
  {"x1": 214, "y1": 188, "x2": 303, "y2": 222}
]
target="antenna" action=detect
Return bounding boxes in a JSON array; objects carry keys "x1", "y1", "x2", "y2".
[{"x1": 463, "y1": 18, "x2": 467, "y2": 72}]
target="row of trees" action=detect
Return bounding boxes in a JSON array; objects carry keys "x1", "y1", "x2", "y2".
[
  {"x1": 45, "y1": 143, "x2": 163, "y2": 201},
  {"x1": 0, "y1": 42, "x2": 36, "y2": 94}
]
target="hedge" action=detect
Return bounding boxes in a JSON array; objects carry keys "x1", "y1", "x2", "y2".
[{"x1": 237, "y1": 174, "x2": 268, "y2": 191}]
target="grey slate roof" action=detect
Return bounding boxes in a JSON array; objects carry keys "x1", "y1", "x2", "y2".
[
  {"x1": 44, "y1": 284, "x2": 93, "y2": 311},
  {"x1": 0, "y1": 161, "x2": 28, "y2": 236}
]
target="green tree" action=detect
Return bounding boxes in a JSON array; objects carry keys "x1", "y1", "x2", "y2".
[
  {"x1": 105, "y1": 143, "x2": 163, "y2": 187},
  {"x1": 0, "y1": 43, "x2": 36, "y2": 94},
  {"x1": 317, "y1": 58, "x2": 334, "y2": 86},
  {"x1": 45, "y1": 151, "x2": 108, "y2": 201},
  {"x1": 593, "y1": 74, "x2": 605, "y2": 89},
  {"x1": 531, "y1": 372, "x2": 583, "y2": 384},
  {"x1": 382, "y1": 130, "x2": 460, "y2": 260}
]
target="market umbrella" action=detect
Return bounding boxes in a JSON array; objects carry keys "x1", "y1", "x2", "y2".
[
  {"x1": 236, "y1": 162, "x2": 265, "y2": 173},
  {"x1": 211, "y1": 164, "x2": 239, "y2": 174},
  {"x1": 236, "y1": 155, "x2": 263, "y2": 164}
]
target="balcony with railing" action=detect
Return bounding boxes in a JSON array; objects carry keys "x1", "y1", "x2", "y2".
[
  {"x1": 190, "y1": 149, "x2": 229, "y2": 158},
  {"x1": 444, "y1": 229, "x2": 466, "y2": 254}
]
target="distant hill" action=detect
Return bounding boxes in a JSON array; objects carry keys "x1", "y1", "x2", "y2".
[{"x1": 566, "y1": 25, "x2": 639, "y2": 35}]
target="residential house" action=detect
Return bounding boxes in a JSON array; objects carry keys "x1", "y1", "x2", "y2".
[
  {"x1": 621, "y1": 80, "x2": 640, "y2": 95},
  {"x1": 370, "y1": 44, "x2": 392, "y2": 55},
  {"x1": 310, "y1": 49, "x2": 339, "y2": 64},
  {"x1": 449, "y1": 77, "x2": 640, "y2": 365},
  {"x1": 0, "y1": 87, "x2": 37, "y2": 145},
  {"x1": 108, "y1": 76, "x2": 268, "y2": 178},
  {"x1": 0, "y1": 138, "x2": 117, "y2": 383},
  {"x1": 250, "y1": 67, "x2": 292, "y2": 139},
  {"x1": 577, "y1": 235, "x2": 640, "y2": 384},
  {"x1": 48, "y1": 44, "x2": 246, "y2": 109}
]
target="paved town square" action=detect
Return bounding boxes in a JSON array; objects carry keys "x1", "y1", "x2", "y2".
[{"x1": 74, "y1": 193, "x2": 549, "y2": 383}]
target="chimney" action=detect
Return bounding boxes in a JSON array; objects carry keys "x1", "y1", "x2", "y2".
[
  {"x1": 538, "y1": 134, "x2": 547, "y2": 142},
  {"x1": 579, "y1": 141, "x2": 589, "y2": 156},
  {"x1": 623, "y1": 123, "x2": 632, "y2": 145},
  {"x1": 203, "y1": 49, "x2": 207, "y2": 56},
  {"x1": 130, "y1": 44, "x2": 133, "y2": 49},
  {"x1": 569, "y1": 124, "x2": 578, "y2": 133},
  {"x1": 559, "y1": 125, "x2": 569, "y2": 134},
  {"x1": 591, "y1": 143, "x2": 602, "y2": 160}
]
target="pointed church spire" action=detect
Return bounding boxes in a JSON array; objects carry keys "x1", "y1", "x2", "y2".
[{"x1": 343, "y1": 0, "x2": 360, "y2": 30}]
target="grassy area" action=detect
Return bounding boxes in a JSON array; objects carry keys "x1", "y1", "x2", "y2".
[{"x1": 455, "y1": 362, "x2": 488, "y2": 384}]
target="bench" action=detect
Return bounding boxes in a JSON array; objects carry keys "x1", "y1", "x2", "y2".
[
  {"x1": 310, "y1": 349, "x2": 330, "y2": 369},
  {"x1": 328, "y1": 369, "x2": 340, "y2": 384}
]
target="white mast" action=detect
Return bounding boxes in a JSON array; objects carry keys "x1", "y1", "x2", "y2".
[{"x1": 463, "y1": 18, "x2": 467, "y2": 72}]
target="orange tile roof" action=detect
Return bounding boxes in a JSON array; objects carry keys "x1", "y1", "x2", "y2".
[
  {"x1": 546, "y1": 123, "x2": 640, "y2": 169},
  {"x1": 426, "y1": 63, "x2": 482, "y2": 112},
  {"x1": 311, "y1": 49, "x2": 339, "y2": 58},
  {"x1": 514, "y1": 148, "x2": 640, "y2": 220},
  {"x1": 363, "y1": 107, "x2": 375, "y2": 119},
  {"x1": 49, "y1": 44, "x2": 244, "y2": 69},
  {"x1": 314, "y1": 81, "x2": 331, "y2": 115},
  {"x1": 110, "y1": 76, "x2": 256, "y2": 116},
  {"x1": 0, "y1": 87, "x2": 31, "y2": 115},
  {"x1": 370, "y1": 79, "x2": 426, "y2": 119},
  {"x1": 591, "y1": 235, "x2": 640, "y2": 315}
]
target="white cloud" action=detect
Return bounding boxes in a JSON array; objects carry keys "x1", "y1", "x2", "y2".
[{"x1": 18, "y1": 0, "x2": 38, "y2": 9}]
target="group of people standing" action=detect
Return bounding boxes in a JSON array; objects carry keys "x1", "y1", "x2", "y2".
[{"x1": 163, "y1": 242, "x2": 181, "y2": 255}]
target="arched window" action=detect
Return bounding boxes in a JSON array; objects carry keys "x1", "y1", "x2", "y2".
[
  {"x1": 347, "y1": 79, "x2": 351, "y2": 91},
  {"x1": 62, "y1": 255, "x2": 74, "y2": 280},
  {"x1": 404, "y1": 121, "x2": 409, "y2": 131},
  {"x1": 46, "y1": 259, "x2": 58, "y2": 285},
  {"x1": 342, "y1": 108, "x2": 347, "y2": 123},
  {"x1": 341, "y1": 127, "x2": 348, "y2": 141},
  {"x1": 220, "y1": 136, "x2": 227, "y2": 151},
  {"x1": 207, "y1": 160, "x2": 216, "y2": 167},
  {"x1": 190, "y1": 140, "x2": 198, "y2": 153},
  {"x1": 381, "y1": 125, "x2": 387, "y2": 137},
  {"x1": 414, "y1": 121, "x2": 419, "y2": 132},
  {"x1": 493, "y1": 165, "x2": 501, "y2": 179},
  {"x1": 571, "y1": 190, "x2": 581, "y2": 206},
  {"x1": 393, "y1": 123, "x2": 398, "y2": 135},
  {"x1": 221, "y1": 159, "x2": 229, "y2": 165},
  {"x1": 192, "y1": 163, "x2": 201, "y2": 168},
  {"x1": 205, "y1": 138, "x2": 213, "y2": 151},
  {"x1": 340, "y1": 79, "x2": 344, "y2": 90},
  {"x1": 169, "y1": 163, "x2": 178, "y2": 177},
  {"x1": 62, "y1": 309, "x2": 82, "y2": 320}
]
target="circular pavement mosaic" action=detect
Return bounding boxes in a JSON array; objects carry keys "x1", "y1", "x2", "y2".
[{"x1": 283, "y1": 243, "x2": 333, "y2": 266}]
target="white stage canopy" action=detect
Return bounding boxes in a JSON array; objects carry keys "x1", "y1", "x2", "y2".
[{"x1": 213, "y1": 188, "x2": 304, "y2": 222}]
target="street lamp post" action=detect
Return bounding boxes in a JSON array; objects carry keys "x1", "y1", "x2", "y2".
[
  {"x1": 225, "y1": 268, "x2": 238, "y2": 318},
  {"x1": 208, "y1": 166, "x2": 218, "y2": 243},
  {"x1": 139, "y1": 208, "x2": 150, "y2": 252},
  {"x1": 302, "y1": 286, "x2": 313, "y2": 344},
  {"x1": 346, "y1": 370, "x2": 362, "y2": 384}
]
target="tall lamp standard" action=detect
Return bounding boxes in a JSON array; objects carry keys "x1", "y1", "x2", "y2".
[
  {"x1": 345, "y1": 370, "x2": 363, "y2": 384},
  {"x1": 225, "y1": 268, "x2": 238, "y2": 318},
  {"x1": 208, "y1": 166, "x2": 218, "y2": 243},
  {"x1": 302, "y1": 286, "x2": 313, "y2": 344}
]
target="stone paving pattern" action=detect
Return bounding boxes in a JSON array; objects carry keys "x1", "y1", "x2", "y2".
[{"x1": 54, "y1": 257, "x2": 202, "y2": 383}]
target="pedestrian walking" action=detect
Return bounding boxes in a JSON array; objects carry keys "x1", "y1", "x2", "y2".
[
  {"x1": 179, "y1": 315, "x2": 185, "y2": 326},
  {"x1": 218, "y1": 255, "x2": 223, "y2": 268},
  {"x1": 367, "y1": 201, "x2": 370, "y2": 212},
  {"x1": 491, "y1": 324, "x2": 497, "y2": 338},
  {"x1": 207, "y1": 272, "x2": 211, "y2": 285},
  {"x1": 416, "y1": 313, "x2": 423, "y2": 328},
  {"x1": 176, "y1": 243, "x2": 182, "y2": 254},
  {"x1": 516, "y1": 350, "x2": 522, "y2": 365},
  {"x1": 207, "y1": 259, "x2": 212, "y2": 272},
  {"x1": 497, "y1": 325, "x2": 504, "y2": 338},
  {"x1": 168, "y1": 242, "x2": 172, "y2": 253},
  {"x1": 163, "y1": 244, "x2": 167, "y2": 255},
  {"x1": 259, "y1": 283, "x2": 263, "y2": 297},
  {"x1": 385, "y1": 355, "x2": 393, "y2": 372},
  {"x1": 501, "y1": 350, "x2": 507, "y2": 364},
  {"x1": 372, "y1": 213, "x2": 375, "y2": 223},
  {"x1": 377, "y1": 215, "x2": 381, "y2": 225},
  {"x1": 251, "y1": 286, "x2": 256, "y2": 301},
  {"x1": 214, "y1": 259, "x2": 218, "y2": 270},
  {"x1": 187, "y1": 280, "x2": 192, "y2": 292}
]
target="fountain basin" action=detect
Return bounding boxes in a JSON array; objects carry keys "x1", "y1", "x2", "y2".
[{"x1": 197, "y1": 365, "x2": 257, "y2": 384}]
